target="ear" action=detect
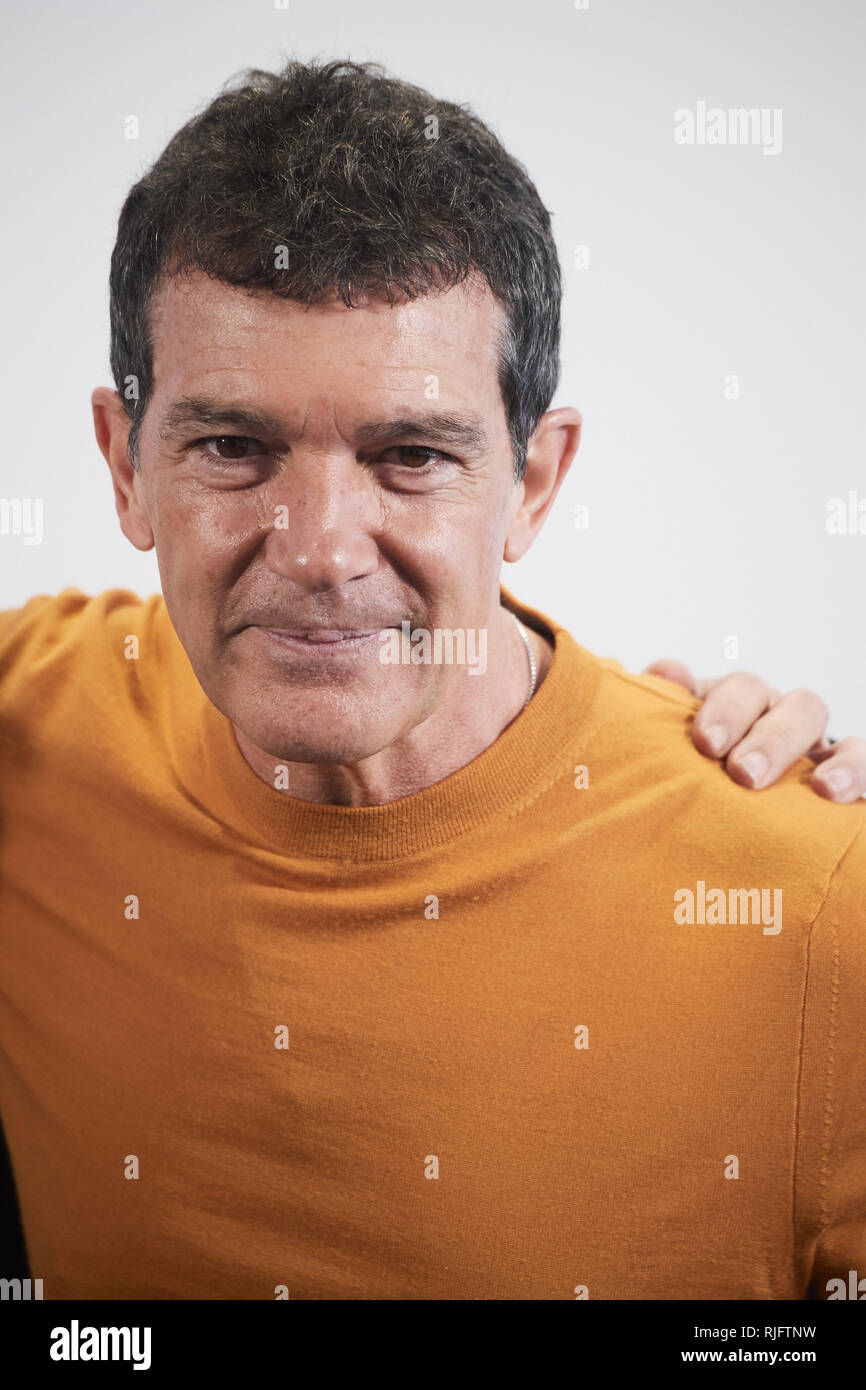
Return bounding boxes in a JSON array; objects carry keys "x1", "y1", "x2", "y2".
[
  {"x1": 91, "y1": 387, "x2": 155, "y2": 551},
  {"x1": 503, "y1": 406, "x2": 582, "y2": 562}
]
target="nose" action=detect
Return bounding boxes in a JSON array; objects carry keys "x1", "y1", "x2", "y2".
[{"x1": 263, "y1": 452, "x2": 380, "y2": 593}]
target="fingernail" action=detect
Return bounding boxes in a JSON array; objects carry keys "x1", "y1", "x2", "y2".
[
  {"x1": 705, "y1": 724, "x2": 728, "y2": 755},
  {"x1": 817, "y1": 768, "x2": 853, "y2": 797},
  {"x1": 738, "y1": 751, "x2": 769, "y2": 787}
]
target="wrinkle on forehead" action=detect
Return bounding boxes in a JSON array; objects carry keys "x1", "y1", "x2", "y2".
[
  {"x1": 149, "y1": 267, "x2": 506, "y2": 362},
  {"x1": 146, "y1": 268, "x2": 510, "y2": 447}
]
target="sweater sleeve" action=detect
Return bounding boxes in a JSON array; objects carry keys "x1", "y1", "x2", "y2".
[
  {"x1": 0, "y1": 591, "x2": 85, "y2": 687},
  {"x1": 795, "y1": 815, "x2": 866, "y2": 1300}
]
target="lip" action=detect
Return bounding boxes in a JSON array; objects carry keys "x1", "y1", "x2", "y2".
[{"x1": 252, "y1": 626, "x2": 388, "y2": 653}]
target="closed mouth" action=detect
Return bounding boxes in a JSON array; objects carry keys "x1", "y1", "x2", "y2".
[{"x1": 253, "y1": 626, "x2": 388, "y2": 651}]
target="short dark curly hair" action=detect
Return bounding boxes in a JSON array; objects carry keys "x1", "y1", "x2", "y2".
[{"x1": 108, "y1": 56, "x2": 562, "y2": 482}]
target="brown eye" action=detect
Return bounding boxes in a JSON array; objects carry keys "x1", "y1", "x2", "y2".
[
  {"x1": 396, "y1": 447, "x2": 436, "y2": 467},
  {"x1": 210, "y1": 436, "x2": 251, "y2": 459},
  {"x1": 385, "y1": 446, "x2": 449, "y2": 470}
]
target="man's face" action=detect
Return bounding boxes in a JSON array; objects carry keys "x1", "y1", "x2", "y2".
[{"x1": 118, "y1": 269, "x2": 526, "y2": 763}]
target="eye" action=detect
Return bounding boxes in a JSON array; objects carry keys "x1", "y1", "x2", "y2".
[
  {"x1": 380, "y1": 445, "x2": 452, "y2": 471},
  {"x1": 196, "y1": 436, "x2": 266, "y2": 461}
]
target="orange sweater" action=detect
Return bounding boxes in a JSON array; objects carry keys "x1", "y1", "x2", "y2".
[{"x1": 0, "y1": 584, "x2": 864, "y2": 1300}]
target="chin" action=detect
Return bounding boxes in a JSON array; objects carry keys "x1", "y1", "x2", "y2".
[{"x1": 240, "y1": 708, "x2": 401, "y2": 766}]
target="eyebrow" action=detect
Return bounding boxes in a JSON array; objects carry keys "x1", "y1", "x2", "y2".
[
  {"x1": 354, "y1": 414, "x2": 489, "y2": 454},
  {"x1": 158, "y1": 396, "x2": 490, "y2": 454},
  {"x1": 158, "y1": 398, "x2": 286, "y2": 441}
]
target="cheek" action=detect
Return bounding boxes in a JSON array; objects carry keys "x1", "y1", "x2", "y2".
[
  {"x1": 158, "y1": 488, "x2": 265, "y2": 583},
  {"x1": 388, "y1": 492, "x2": 503, "y2": 578},
  {"x1": 430, "y1": 512, "x2": 504, "y2": 585}
]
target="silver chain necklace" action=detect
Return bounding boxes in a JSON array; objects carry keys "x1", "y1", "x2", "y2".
[{"x1": 507, "y1": 609, "x2": 537, "y2": 709}]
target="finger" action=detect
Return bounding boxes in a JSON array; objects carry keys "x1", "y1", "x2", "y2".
[
  {"x1": 691, "y1": 672, "x2": 781, "y2": 758},
  {"x1": 642, "y1": 658, "x2": 699, "y2": 695},
  {"x1": 724, "y1": 689, "x2": 830, "y2": 789},
  {"x1": 807, "y1": 735, "x2": 837, "y2": 764},
  {"x1": 809, "y1": 737, "x2": 866, "y2": 802}
]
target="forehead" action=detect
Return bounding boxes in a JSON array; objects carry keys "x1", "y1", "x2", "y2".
[{"x1": 147, "y1": 269, "x2": 507, "y2": 414}]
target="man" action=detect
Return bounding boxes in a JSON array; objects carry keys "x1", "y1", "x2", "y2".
[{"x1": 0, "y1": 58, "x2": 863, "y2": 1301}]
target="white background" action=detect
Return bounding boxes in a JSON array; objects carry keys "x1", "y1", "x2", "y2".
[{"x1": 1, "y1": 0, "x2": 863, "y2": 732}]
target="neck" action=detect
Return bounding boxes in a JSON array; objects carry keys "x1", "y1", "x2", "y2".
[{"x1": 232, "y1": 600, "x2": 554, "y2": 807}]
